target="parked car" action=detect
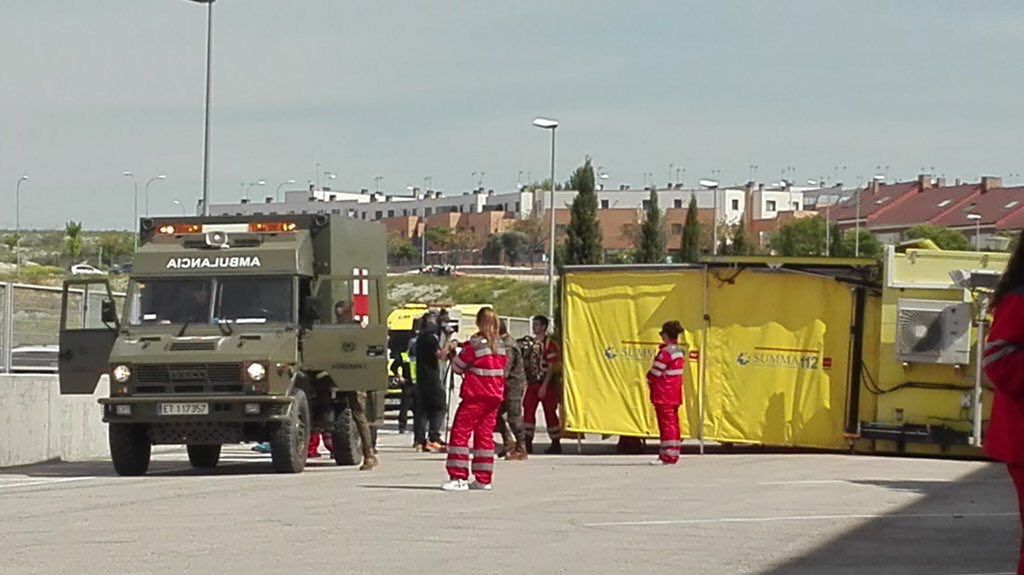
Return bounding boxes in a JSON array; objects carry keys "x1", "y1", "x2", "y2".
[
  {"x1": 110, "y1": 263, "x2": 133, "y2": 275},
  {"x1": 9, "y1": 345, "x2": 59, "y2": 374},
  {"x1": 70, "y1": 263, "x2": 106, "y2": 275}
]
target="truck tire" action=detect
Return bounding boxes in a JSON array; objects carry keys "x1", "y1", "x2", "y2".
[
  {"x1": 331, "y1": 407, "x2": 362, "y2": 466},
  {"x1": 186, "y1": 444, "x2": 221, "y2": 468},
  {"x1": 270, "y1": 388, "x2": 310, "y2": 473},
  {"x1": 109, "y1": 423, "x2": 152, "y2": 477}
]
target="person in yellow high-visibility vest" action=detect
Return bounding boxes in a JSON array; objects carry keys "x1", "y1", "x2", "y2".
[{"x1": 391, "y1": 349, "x2": 415, "y2": 434}]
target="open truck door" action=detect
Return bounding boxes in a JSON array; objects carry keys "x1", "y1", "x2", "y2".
[{"x1": 59, "y1": 279, "x2": 119, "y2": 394}]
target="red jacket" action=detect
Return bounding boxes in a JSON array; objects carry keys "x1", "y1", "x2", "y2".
[
  {"x1": 647, "y1": 342, "x2": 685, "y2": 406},
  {"x1": 983, "y1": 289, "x2": 1024, "y2": 464},
  {"x1": 452, "y1": 334, "x2": 507, "y2": 402}
]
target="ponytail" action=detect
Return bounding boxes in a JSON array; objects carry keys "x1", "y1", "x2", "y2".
[{"x1": 476, "y1": 307, "x2": 500, "y2": 353}]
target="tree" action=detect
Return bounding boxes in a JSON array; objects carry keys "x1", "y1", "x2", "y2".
[
  {"x1": 512, "y1": 212, "x2": 547, "y2": 265},
  {"x1": 680, "y1": 193, "x2": 701, "y2": 263},
  {"x1": 767, "y1": 216, "x2": 828, "y2": 257},
  {"x1": 96, "y1": 232, "x2": 135, "y2": 267},
  {"x1": 2, "y1": 233, "x2": 19, "y2": 252},
  {"x1": 64, "y1": 221, "x2": 83, "y2": 263},
  {"x1": 835, "y1": 229, "x2": 884, "y2": 259},
  {"x1": 905, "y1": 225, "x2": 970, "y2": 251},
  {"x1": 387, "y1": 232, "x2": 419, "y2": 265},
  {"x1": 564, "y1": 158, "x2": 602, "y2": 266},
  {"x1": 500, "y1": 231, "x2": 529, "y2": 265},
  {"x1": 636, "y1": 189, "x2": 666, "y2": 263},
  {"x1": 726, "y1": 220, "x2": 752, "y2": 256}
]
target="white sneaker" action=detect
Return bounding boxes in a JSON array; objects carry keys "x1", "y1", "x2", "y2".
[
  {"x1": 442, "y1": 479, "x2": 470, "y2": 492},
  {"x1": 469, "y1": 481, "x2": 493, "y2": 491},
  {"x1": 649, "y1": 459, "x2": 670, "y2": 466}
]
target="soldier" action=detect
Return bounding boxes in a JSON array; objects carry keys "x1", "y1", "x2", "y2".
[
  {"x1": 333, "y1": 302, "x2": 378, "y2": 470},
  {"x1": 522, "y1": 315, "x2": 563, "y2": 454},
  {"x1": 442, "y1": 308, "x2": 507, "y2": 492},
  {"x1": 496, "y1": 319, "x2": 528, "y2": 460},
  {"x1": 646, "y1": 320, "x2": 686, "y2": 466}
]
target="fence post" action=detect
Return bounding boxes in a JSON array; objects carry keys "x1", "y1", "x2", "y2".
[{"x1": 2, "y1": 282, "x2": 13, "y2": 374}]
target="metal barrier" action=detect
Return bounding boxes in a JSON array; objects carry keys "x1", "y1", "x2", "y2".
[{"x1": 0, "y1": 282, "x2": 125, "y2": 374}]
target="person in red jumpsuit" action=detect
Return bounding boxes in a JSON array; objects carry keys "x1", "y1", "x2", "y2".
[
  {"x1": 646, "y1": 320, "x2": 685, "y2": 465},
  {"x1": 983, "y1": 235, "x2": 1024, "y2": 574},
  {"x1": 523, "y1": 315, "x2": 563, "y2": 454},
  {"x1": 442, "y1": 307, "x2": 507, "y2": 492}
]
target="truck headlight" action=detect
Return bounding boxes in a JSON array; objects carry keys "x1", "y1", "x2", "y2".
[
  {"x1": 245, "y1": 362, "x2": 267, "y2": 382},
  {"x1": 112, "y1": 365, "x2": 132, "y2": 383}
]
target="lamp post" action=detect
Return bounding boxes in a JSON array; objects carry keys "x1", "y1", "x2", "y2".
[
  {"x1": 700, "y1": 178, "x2": 720, "y2": 255},
  {"x1": 123, "y1": 171, "x2": 139, "y2": 250},
  {"x1": 245, "y1": 180, "x2": 266, "y2": 200},
  {"x1": 173, "y1": 199, "x2": 187, "y2": 216},
  {"x1": 145, "y1": 174, "x2": 167, "y2": 217},
  {"x1": 15, "y1": 174, "x2": 28, "y2": 273},
  {"x1": 187, "y1": 0, "x2": 216, "y2": 215},
  {"x1": 967, "y1": 213, "x2": 982, "y2": 252},
  {"x1": 533, "y1": 117, "x2": 559, "y2": 321},
  {"x1": 275, "y1": 179, "x2": 296, "y2": 203}
]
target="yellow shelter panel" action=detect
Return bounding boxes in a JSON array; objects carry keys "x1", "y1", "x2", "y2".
[
  {"x1": 704, "y1": 273, "x2": 854, "y2": 449},
  {"x1": 562, "y1": 271, "x2": 704, "y2": 438}
]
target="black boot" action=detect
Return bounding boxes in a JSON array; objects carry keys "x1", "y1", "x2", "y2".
[
  {"x1": 525, "y1": 437, "x2": 534, "y2": 454},
  {"x1": 544, "y1": 440, "x2": 562, "y2": 454}
]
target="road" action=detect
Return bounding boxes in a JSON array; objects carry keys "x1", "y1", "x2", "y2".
[{"x1": 0, "y1": 429, "x2": 1017, "y2": 575}]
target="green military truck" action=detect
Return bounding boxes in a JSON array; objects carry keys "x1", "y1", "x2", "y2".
[{"x1": 57, "y1": 214, "x2": 388, "y2": 476}]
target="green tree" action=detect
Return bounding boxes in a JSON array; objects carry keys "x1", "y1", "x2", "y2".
[
  {"x1": 767, "y1": 216, "x2": 828, "y2": 257},
  {"x1": 835, "y1": 228, "x2": 884, "y2": 259},
  {"x1": 387, "y1": 232, "x2": 419, "y2": 265},
  {"x1": 64, "y1": 221, "x2": 84, "y2": 263},
  {"x1": 726, "y1": 220, "x2": 752, "y2": 256},
  {"x1": 564, "y1": 158, "x2": 602, "y2": 266},
  {"x1": 904, "y1": 225, "x2": 970, "y2": 251},
  {"x1": 636, "y1": 190, "x2": 666, "y2": 263},
  {"x1": 500, "y1": 231, "x2": 529, "y2": 265},
  {"x1": 2, "y1": 233, "x2": 19, "y2": 253},
  {"x1": 512, "y1": 212, "x2": 547, "y2": 265},
  {"x1": 96, "y1": 232, "x2": 135, "y2": 267},
  {"x1": 680, "y1": 193, "x2": 701, "y2": 263}
]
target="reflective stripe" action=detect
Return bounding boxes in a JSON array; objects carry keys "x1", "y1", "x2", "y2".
[
  {"x1": 447, "y1": 446, "x2": 470, "y2": 455},
  {"x1": 660, "y1": 449, "x2": 680, "y2": 457},
  {"x1": 985, "y1": 339, "x2": 1010, "y2": 352},
  {"x1": 472, "y1": 450, "x2": 495, "y2": 458},
  {"x1": 445, "y1": 459, "x2": 470, "y2": 469},
  {"x1": 470, "y1": 367, "x2": 505, "y2": 377},
  {"x1": 670, "y1": 352, "x2": 685, "y2": 360},
  {"x1": 452, "y1": 356, "x2": 468, "y2": 373},
  {"x1": 652, "y1": 361, "x2": 667, "y2": 370},
  {"x1": 664, "y1": 369, "x2": 684, "y2": 376},
  {"x1": 660, "y1": 440, "x2": 681, "y2": 447},
  {"x1": 984, "y1": 344, "x2": 1020, "y2": 367},
  {"x1": 648, "y1": 369, "x2": 664, "y2": 377},
  {"x1": 471, "y1": 463, "x2": 495, "y2": 472}
]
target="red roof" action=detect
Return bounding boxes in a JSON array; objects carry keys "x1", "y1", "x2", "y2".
[
  {"x1": 868, "y1": 184, "x2": 981, "y2": 230},
  {"x1": 931, "y1": 186, "x2": 1024, "y2": 230},
  {"x1": 829, "y1": 181, "x2": 919, "y2": 223}
]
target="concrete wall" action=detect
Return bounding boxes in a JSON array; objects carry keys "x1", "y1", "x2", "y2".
[{"x1": 0, "y1": 375, "x2": 109, "y2": 468}]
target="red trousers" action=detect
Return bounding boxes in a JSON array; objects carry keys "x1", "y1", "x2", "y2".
[
  {"x1": 1010, "y1": 464, "x2": 1024, "y2": 575},
  {"x1": 523, "y1": 384, "x2": 560, "y2": 440},
  {"x1": 446, "y1": 397, "x2": 502, "y2": 485},
  {"x1": 308, "y1": 432, "x2": 333, "y2": 457},
  {"x1": 654, "y1": 404, "x2": 681, "y2": 464}
]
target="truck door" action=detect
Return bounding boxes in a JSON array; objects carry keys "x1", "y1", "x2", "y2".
[{"x1": 59, "y1": 279, "x2": 119, "y2": 394}]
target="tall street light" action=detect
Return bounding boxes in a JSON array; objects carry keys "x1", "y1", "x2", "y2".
[
  {"x1": 699, "y1": 178, "x2": 720, "y2": 255},
  {"x1": 533, "y1": 117, "x2": 559, "y2": 321},
  {"x1": 967, "y1": 213, "x2": 982, "y2": 252},
  {"x1": 188, "y1": 0, "x2": 216, "y2": 216},
  {"x1": 15, "y1": 174, "x2": 28, "y2": 273},
  {"x1": 145, "y1": 174, "x2": 167, "y2": 216},
  {"x1": 275, "y1": 179, "x2": 296, "y2": 203},
  {"x1": 123, "y1": 171, "x2": 139, "y2": 250},
  {"x1": 173, "y1": 199, "x2": 187, "y2": 216}
]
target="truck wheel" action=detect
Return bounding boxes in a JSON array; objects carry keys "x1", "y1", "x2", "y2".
[
  {"x1": 270, "y1": 388, "x2": 310, "y2": 473},
  {"x1": 109, "y1": 423, "x2": 151, "y2": 477},
  {"x1": 186, "y1": 444, "x2": 221, "y2": 468},
  {"x1": 331, "y1": 407, "x2": 362, "y2": 466}
]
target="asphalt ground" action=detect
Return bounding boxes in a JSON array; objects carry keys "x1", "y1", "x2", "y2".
[{"x1": 0, "y1": 427, "x2": 1018, "y2": 575}]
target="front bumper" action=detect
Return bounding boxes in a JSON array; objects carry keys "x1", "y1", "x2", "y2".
[{"x1": 98, "y1": 395, "x2": 293, "y2": 424}]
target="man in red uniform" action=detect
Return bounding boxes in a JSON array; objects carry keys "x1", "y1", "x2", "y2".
[
  {"x1": 523, "y1": 315, "x2": 563, "y2": 454},
  {"x1": 646, "y1": 320, "x2": 685, "y2": 465},
  {"x1": 442, "y1": 308, "x2": 507, "y2": 492},
  {"x1": 983, "y1": 237, "x2": 1024, "y2": 574}
]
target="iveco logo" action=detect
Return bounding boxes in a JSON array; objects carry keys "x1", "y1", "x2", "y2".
[
  {"x1": 342, "y1": 341, "x2": 356, "y2": 353},
  {"x1": 168, "y1": 368, "x2": 208, "y2": 381}
]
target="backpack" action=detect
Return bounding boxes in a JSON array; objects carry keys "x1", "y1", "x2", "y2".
[{"x1": 518, "y1": 335, "x2": 545, "y2": 384}]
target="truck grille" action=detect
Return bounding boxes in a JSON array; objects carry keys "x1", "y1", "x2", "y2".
[
  {"x1": 134, "y1": 363, "x2": 245, "y2": 394},
  {"x1": 168, "y1": 341, "x2": 218, "y2": 351}
]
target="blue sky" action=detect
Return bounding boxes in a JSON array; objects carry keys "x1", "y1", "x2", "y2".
[{"x1": 2, "y1": 1, "x2": 1023, "y2": 229}]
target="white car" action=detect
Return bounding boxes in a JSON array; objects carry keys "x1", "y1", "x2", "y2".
[{"x1": 70, "y1": 263, "x2": 107, "y2": 275}]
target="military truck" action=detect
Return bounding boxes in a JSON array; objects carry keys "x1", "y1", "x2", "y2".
[{"x1": 57, "y1": 214, "x2": 388, "y2": 476}]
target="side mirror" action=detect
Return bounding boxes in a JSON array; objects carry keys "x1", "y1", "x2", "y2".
[
  {"x1": 301, "y1": 296, "x2": 320, "y2": 324},
  {"x1": 101, "y1": 300, "x2": 117, "y2": 325}
]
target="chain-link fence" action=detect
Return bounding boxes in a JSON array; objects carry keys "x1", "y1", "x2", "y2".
[{"x1": 0, "y1": 283, "x2": 124, "y2": 374}]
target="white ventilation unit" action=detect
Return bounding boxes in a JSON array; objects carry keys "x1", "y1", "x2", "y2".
[{"x1": 895, "y1": 299, "x2": 972, "y2": 365}]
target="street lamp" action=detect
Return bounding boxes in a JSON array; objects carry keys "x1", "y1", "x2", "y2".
[
  {"x1": 15, "y1": 174, "x2": 28, "y2": 273},
  {"x1": 173, "y1": 199, "x2": 187, "y2": 216},
  {"x1": 245, "y1": 180, "x2": 266, "y2": 200},
  {"x1": 145, "y1": 175, "x2": 167, "y2": 216},
  {"x1": 187, "y1": 0, "x2": 216, "y2": 215},
  {"x1": 699, "y1": 179, "x2": 720, "y2": 255},
  {"x1": 275, "y1": 179, "x2": 296, "y2": 203},
  {"x1": 533, "y1": 116, "x2": 559, "y2": 321},
  {"x1": 967, "y1": 213, "x2": 982, "y2": 252},
  {"x1": 123, "y1": 171, "x2": 139, "y2": 250}
]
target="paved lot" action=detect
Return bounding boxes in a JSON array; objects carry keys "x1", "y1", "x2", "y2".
[{"x1": 0, "y1": 429, "x2": 1018, "y2": 575}]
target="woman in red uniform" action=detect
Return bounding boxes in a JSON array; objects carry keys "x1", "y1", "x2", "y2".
[
  {"x1": 983, "y1": 234, "x2": 1024, "y2": 574},
  {"x1": 647, "y1": 320, "x2": 686, "y2": 466},
  {"x1": 442, "y1": 307, "x2": 507, "y2": 492}
]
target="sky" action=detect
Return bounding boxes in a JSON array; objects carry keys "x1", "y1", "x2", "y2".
[{"x1": 2, "y1": 0, "x2": 1023, "y2": 230}]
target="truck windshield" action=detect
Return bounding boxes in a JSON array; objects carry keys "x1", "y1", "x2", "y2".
[{"x1": 127, "y1": 277, "x2": 293, "y2": 326}]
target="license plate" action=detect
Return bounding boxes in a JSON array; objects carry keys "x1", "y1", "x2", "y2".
[{"x1": 158, "y1": 403, "x2": 209, "y2": 416}]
